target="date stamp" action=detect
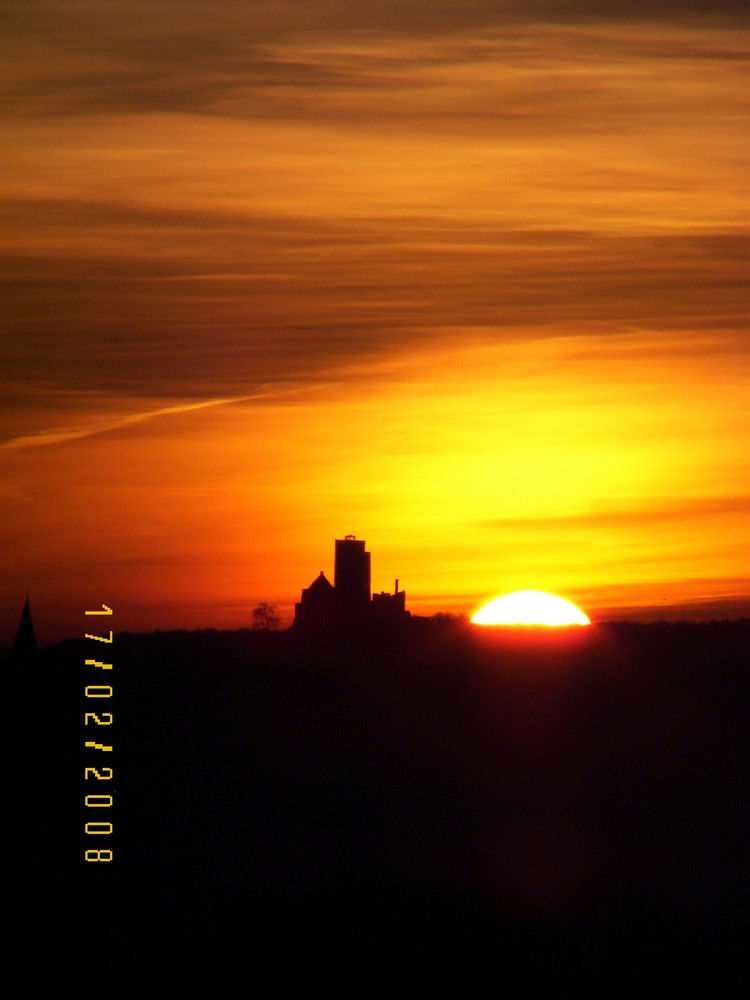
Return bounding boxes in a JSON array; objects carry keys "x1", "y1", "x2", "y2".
[{"x1": 83, "y1": 604, "x2": 114, "y2": 862}]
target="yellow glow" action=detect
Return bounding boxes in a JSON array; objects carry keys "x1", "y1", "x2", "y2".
[{"x1": 472, "y1": 591, "x2": 591, "y2": 627}]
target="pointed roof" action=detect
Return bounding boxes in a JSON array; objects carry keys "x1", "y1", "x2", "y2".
[
  {"x1": 11, "y1": 597, "x2": 37, "y2": 661},
  {"x1": 305, "y1": 571, "x2": 334, "y2": 594}
]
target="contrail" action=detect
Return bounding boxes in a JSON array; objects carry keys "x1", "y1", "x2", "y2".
[{"x1": 0, "y1": 394, "x2": 264, "y2": 451}]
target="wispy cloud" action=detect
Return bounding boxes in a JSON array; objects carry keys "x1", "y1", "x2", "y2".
[
  {"x1": 0, "y1": 395, "x2": 262, "y2": 451},
  {"x1": 6, "y1": 6, "x2": 747, "y2": 123},
  {"x1": 482, "y1": 496, "x2": 750, "y2": 531}
]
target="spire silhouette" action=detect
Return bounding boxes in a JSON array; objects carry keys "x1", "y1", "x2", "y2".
[{"x1": 11, "y1": 596, "x2": 37, "y2": 662}]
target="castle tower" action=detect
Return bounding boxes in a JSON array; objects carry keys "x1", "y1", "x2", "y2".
[
  {"x1": 334, "y1": 535, "x2": 371, "y2": 608},
  {"x1": 293, "y1": 534, "x2": 409, "y2": 632}
]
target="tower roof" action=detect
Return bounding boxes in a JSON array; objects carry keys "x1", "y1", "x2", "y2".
[{"x1": 306, "y1": 571, "x2": 334, "y2": 593}]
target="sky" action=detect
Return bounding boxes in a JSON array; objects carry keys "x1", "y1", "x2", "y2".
[{"x1": 2, "y1": 0, "x2": 748, "y2": 643}]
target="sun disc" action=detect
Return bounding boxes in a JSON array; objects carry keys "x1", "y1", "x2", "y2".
[{"x1": 471, "y1": 590, "x2": 590, "y2": 627}]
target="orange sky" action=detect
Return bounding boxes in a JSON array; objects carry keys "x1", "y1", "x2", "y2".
[{"x1": 2, "y1": 2, "x2": 748, "y2": 643}]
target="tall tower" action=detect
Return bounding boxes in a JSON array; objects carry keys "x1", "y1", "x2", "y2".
[{"x1": 334, "y1": 535, "x2": 371, "y2": 608}]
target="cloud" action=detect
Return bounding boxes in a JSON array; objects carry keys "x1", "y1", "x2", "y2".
[
  {"x1": 3, "y1": 211, "x2": 747, "y2": 402},
  {"x1": 2, "y1": 2, "x2": 747, "y2": 454},
  {"x1": 482, "y1": 496, "x2": 750, "y2": 531},
  {"x1": 4, "y1": 2, "x2": 746, "y2": 119}
]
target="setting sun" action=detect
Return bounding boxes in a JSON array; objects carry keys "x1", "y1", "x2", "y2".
[{"x1": 471, "y1": 590, "x2": 591, "y2": 627}]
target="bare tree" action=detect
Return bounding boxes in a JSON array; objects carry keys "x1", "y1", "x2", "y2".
[{"x1": 251, "y1": 602, "x2": 281, "y2": 631}]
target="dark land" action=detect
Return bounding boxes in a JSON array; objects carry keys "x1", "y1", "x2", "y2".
[{"x1": 6, "y1": 618, "x2": 749, "y2": 995}]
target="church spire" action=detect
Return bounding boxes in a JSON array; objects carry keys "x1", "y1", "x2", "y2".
[{"x1": 11, "y1": 596, "x2": 37, "y2": 662}]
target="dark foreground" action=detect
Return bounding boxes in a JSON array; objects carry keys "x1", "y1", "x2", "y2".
[{"x1": 6, "y1": 619, "x2": 749, "y2": 995}]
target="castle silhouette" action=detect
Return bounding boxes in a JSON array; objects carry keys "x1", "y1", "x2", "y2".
[
  {"x1": 9, "y1": 539, "x2": 407, "y2": 648},
  {"x1": 294, "y1": 535, "x2": 409, "y2": 631}
]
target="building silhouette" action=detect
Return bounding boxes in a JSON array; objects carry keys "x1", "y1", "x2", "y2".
[
  {"x1": 294, "y1": 535, "x2": 409, "y2": 631},
  {"x1": 334, "y1": 536, "x2": 371, "y2": 613}
]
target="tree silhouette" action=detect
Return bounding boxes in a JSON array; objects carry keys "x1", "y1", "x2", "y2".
[
  {"x1": 251, "y1": 601, "x2": 281, "y2": 631},
  {"x1": 429, "y1": 611, "x2": 468, "y2": 625}
]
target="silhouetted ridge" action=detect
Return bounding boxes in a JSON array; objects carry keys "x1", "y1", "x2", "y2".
[{"x1": 7, "y1": 619, "x2": 749, "y2": 993}]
